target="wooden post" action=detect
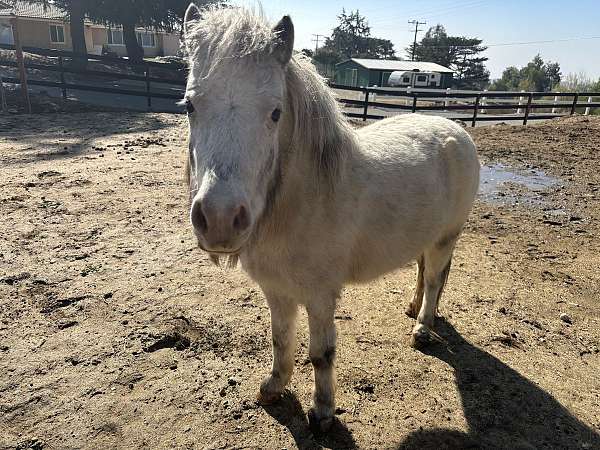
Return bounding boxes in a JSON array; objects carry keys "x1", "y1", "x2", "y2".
[
  {"x1": 480, "y1": 89, "x2": 488, "y2": 114},
  {"x1": 584, "y1": 96, "x2": 592, "y2": 115},
  {"x1": 523, "y1": 93, "x2": 533, "y2": 125},
  {"x1": 10, "y1": 16, "x2": 31, "y2": 114},
  {"x1": 58, "y1": 56, "x2": 67, "y2": 100},
  {"x1": 0, "y1": 77, "x2": 7, "y2": 113},
  {"x1": 552, "y1": 92, "x2": 559, "y2": 114},
  {"x1": 145, "y1": 65, "x2": 152, "y2": 112},
  {"x1": 570, "y1": 93, "x2": 579, "y2": 115},
  {"x1": 472, "y1": 94, "x2": 480, "y2": 127},
  {"x1": 517, "y1": 90, "x2": 525, "y2": 114},
  {"x1": 362, "y1": 89, "x2": 369, "y2": 121},
  {"x1": 411, "y1": 93, "x2": 417, "y2": 113}
]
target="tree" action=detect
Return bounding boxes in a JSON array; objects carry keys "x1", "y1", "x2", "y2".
[
  {"x1": 409, "y1": 25, "x2": 490, "y2": 89},
  {"x1": 490, "y1": 55, "x2": 561, "y2": 91},
  {"x1": 316, "y1": 9, "x2": 396, "y2": 64},
  {"x1": 557, "y1": 72, "x2": 600, "y2": 92}
]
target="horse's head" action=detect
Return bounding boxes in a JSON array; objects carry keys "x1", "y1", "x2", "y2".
[{"x1": 182, "y1": 4, "x2": 294, "y2": 255}]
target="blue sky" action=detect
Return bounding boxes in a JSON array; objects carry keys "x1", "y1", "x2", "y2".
[{"x1": 233, "y1": 0, "x2": 600, "y2": 80}]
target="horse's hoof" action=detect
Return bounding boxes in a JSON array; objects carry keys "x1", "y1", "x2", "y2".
[
  {"x1": 256, "y1": 377, "x2": 283, "y2": 405},
  {"x1": 308, "y1": 408, "x2": 334, "y2": 433},
  {"x1": 256, "y1": 388, "x2": 282, "y2": 405},
  {"x1": 410, "y1": 324, "x2": 433, "y2": 349}
]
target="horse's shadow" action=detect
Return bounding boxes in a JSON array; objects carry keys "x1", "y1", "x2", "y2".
[
  {"x1": 262, "y1": 391, "x2": 357, "y2": 450},
  {"x1": 397, "y1": 319, "x2": 600, "y2": 450}
]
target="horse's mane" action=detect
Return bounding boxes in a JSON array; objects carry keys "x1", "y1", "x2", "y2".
[
  {"x1": 184, "y1": 6, "x2": 356, "y2": 183},
  {"x1": 285, "y1": 54, "x2": 356, "y2": 182}
]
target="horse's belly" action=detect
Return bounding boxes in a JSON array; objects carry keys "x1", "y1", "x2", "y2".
[{"x1": 346, "y1": 231, "x2": 427, "y2": 283}]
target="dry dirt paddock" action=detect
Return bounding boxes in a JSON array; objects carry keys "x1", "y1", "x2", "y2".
[{"x1": 0, "y1": 113, "x2": 599, "y2": 450}]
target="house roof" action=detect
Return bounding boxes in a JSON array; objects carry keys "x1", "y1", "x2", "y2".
[
  {"x1": 0, "y1": 1, "x2": 67, "y2": 20},
  {"x1": 341, "y1": 58, "x2": 454, "y2": 73}
]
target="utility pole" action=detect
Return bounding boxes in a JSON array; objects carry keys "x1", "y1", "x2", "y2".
[
  {"x1": 312, "y1": 34, "x2": 325, "y2": 55},
  {"x1": 408, "y1": 20, "x2": 426, "y2": 61}
]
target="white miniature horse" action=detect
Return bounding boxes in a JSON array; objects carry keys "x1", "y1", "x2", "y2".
[{"x1": 182, "y1": 5, "x2": 479, "y2": 431}]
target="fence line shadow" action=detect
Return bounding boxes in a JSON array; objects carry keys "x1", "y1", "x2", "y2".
[
  {"x1": 0, "y1": 112, "x2": 175, "y2": 165},
  {"x1": 396, "y1": 319, "x2": 600, "y2": 450}
]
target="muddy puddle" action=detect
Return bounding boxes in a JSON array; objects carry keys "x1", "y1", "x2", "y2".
[{"x1": 479, "y1": 163, "x2": 563, "y2": 208}]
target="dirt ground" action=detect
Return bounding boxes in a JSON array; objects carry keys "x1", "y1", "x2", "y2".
[{"x1": 0, "y1": 113, "x2": 599, "y2": 450}]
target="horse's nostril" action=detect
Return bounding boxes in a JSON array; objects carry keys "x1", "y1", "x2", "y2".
[
  {"x1": 190, "y1": 201, "x2": 208, "y2": 234},
  {"x1": 232, "y1": 205, "x2": 250, "y2": 232}
]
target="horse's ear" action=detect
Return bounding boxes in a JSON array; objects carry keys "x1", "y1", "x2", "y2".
[
  {"x1": 184, "y1": 3, "x2": 201, "y2": 36},
  {"x1": 272, "y1": 15, "x2": 294, "y2": 65}
]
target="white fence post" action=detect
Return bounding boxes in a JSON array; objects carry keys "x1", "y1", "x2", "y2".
[
  {"x1": 517, "y1": 90, "x2": 525, "y2": 114},
  {"x1": 480, "y1": 89, "x2": 488, "y2": 114},
  {"x1": 584, "y1": 96, "x2": 592, "y2": 115},
  {"x1": 444, "y1": 87, "x2": 451, "y2": 110},
  {"x1": 372, "y1": 86, "x2": 377, "y2": 102},
  {"x1": 552, "y1": 92, "x2": 560, "y2": 114},
  {"x1": 406, "y1": 86, "x2": 411, "y2": 106}
]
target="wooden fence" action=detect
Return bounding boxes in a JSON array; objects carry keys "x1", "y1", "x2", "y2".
[
  {"x1": 0, "y1": 43, "x2": 185, "y2": 113},
  {"x1": 330, "y1": 84, "x2": 600, "y2": 126},
  {"x1": 1, "y1": 44, "x2": 599, "y2": 126}
]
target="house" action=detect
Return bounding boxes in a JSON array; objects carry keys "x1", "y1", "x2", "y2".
[
  {"x1": 0, "y1": 0, "x2": 181, "y2": 57},
  {"x1": 335, "y1": 58, "x2": 454, "y2": 88}
]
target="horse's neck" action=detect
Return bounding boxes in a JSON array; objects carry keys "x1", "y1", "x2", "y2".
[{"x1": 250, "y1": 68, "x2": 354, "y2": 245}]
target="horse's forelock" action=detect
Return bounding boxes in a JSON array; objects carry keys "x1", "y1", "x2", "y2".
[{"x1": 184, "y1": 7, "x2": 278, "y2": 79}]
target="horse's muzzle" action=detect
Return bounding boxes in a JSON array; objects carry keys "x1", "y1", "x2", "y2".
[{"x1": 190, "y1": 198, "x2": 251, "y2": 252}]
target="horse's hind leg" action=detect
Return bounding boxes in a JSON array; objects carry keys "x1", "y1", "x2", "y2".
[
  {"x1": 405, "y1": 255, "x2": 425, "y2": 319},
  {"x1": 410, "y1": 233, "x2": 458, "y2": 348}
]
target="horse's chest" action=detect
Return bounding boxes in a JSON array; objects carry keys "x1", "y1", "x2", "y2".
[{"x1": 241, "y1": 250, "x2": 297, "y2": 292}]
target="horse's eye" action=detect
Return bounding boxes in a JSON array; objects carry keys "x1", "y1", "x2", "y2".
[
  {"x1": 186, "y1": 100, "x2": 195, "y2": 114},
  {"x1": 271, "y1": 108, "x2": 281, "y2": 122}
]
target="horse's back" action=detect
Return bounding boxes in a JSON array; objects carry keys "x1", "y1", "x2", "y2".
[
  {"x1": 344, "y1": 114, "x2": 479, "y2": 282},
  {"x1": 355, "y1": 113, "x2": 479, "y2": 209}
]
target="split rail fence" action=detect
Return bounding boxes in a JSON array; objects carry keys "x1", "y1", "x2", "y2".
[
  {"x1": 0, "y1": 43, "x2": 185, "y2": 113},
  {"x1": 330, "y1": 84, "x2": 600, "y2": 126}
]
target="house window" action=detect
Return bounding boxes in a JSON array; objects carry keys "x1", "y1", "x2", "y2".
[
  {"x1": 136, "y1": 31, "x2": 155, "y2": 48},
  {"x1": 0, "y1": 23, "x2": 14, "y2": 45},
  {"x1": 107, "y1": 29, "x2": 124, "y2": 45},
  {"x1": 417, "y1": 75, "x2": 427, "y2": 82},
  {"x1": 402, "y1": 76, "x2": 410, "y2": 83},
  {"x1": 49, "y1": 24, "x2": 65, "y2": 44}
]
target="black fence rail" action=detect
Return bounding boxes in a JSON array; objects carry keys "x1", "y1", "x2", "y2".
[
  {"x1": 329, "y1": 83, "x2": 600, "y2": 125},
  {"x1": 0, "y1": 44, "x2": 186, "y2": 111}
]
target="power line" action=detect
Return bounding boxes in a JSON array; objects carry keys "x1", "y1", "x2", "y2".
[
  {"x1": 417, "y1": 35, "x2": 600, "y2": 50},
  {"x1": 369, "y1": 0, "x2": 486, "y2": 27},
  {"x1": 408, "y1": 20, "x2": 426, "y2": 61}
]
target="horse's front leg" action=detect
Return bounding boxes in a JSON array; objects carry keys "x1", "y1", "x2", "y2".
[
  {"x1": 257, "y1": 293, "x2": 298, "y2": 405},
  {"x1": 306, "y1": 299, "x2": 337, "y2": 432}
]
